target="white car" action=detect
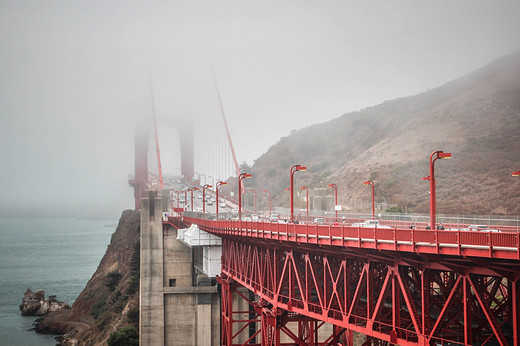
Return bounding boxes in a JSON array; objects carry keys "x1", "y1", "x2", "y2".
[
  {"x1": 251, "y1": 214, "x2": 259, "y2": 221},
  {"x1": 468, "y1": 225, "x2": 500, "y2": 233},
  {"x1": 220, "y1": 202, "x2": 226, "y2": 208},
  {"x1": 352, "y1": 220, "x2": 391, "y2": 229},
  {"x1": 313, "y1": 217, "x2": 326, "y2": 225}
]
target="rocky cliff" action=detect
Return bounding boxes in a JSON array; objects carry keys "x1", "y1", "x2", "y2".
[{"x1": 36, "y1": 209, "x2": 140, "y2": 345}]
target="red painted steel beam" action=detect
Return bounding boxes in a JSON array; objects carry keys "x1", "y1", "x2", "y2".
[
  {"x1": 177, "y1": 217, "x2": 520, "y2": 345},
  {"x1": 214, "y1": 236, "x2": 519, "y2": 345}
]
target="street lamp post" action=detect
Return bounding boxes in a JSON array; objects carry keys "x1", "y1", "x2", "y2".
[
  {"x1": 216, "y1": 181, "x2": 227, "y2": 219},
  {"x1": 290, "y1": 165, "x2": 306, "y2": 222},
  {"x1": 183, "y1": 189, "x2": 188, "y2": 210},
  {"x1": 422, "y1": 150, "x2": 452, "y2": 230},
  {"x1": 363, "y1": 180, "x2": 375, "y2": 219},
  {"x1": 328, "y1": 183, "x2": 338, "y2": 219},
  {"x1": 238, "y1": 173, "x2": 252, "y2": 220},
  {"x1": 262, "y1": 190, "x2": 271, "y2": 216},
  {"x1": 170, "y1": 188, "x2": 175, "y2": 213},
  {"x1": 189, "y1": 187, "x2": 200, "y2": 212},
  {"x1": 300, "y1": 186, "x2": 309, "y2": 216},
  {"x1": 202, "y1": 184, "x2": 212, "y2": 214}
]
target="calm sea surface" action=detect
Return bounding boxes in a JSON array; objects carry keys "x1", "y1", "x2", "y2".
[{"x1": 0, "y1": 216, "x2": 116, "y2": 346}]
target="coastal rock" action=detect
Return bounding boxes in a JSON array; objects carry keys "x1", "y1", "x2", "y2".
[
  {"x1": 34, "y1": 209, "x2": 141, "y2": 345},
  {"x1": 20, "y1": 288, "x2": 69, "y2": 316}
]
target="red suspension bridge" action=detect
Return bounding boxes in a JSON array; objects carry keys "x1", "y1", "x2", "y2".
[
  {"x1": 176, "y1": 216, "x2": 520, "y2": 345},
  {"x1": 131, "y1": 80, "x2": 520, "y2": 345}
]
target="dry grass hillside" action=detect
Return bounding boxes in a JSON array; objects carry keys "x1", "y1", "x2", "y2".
[{"x1": 248, "y1": 50, "x2": 520, "y2": 215}]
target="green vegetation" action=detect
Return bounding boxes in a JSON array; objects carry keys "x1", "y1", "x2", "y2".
[
  {"x1": 127, "y1": 307, "x2": 139, "y2": 324},
  {"x1": 113, "y1": 294, "x2": 128, "y2": 314},
  {"x1": 90, "y1": 292, "x2": 109, "y2": 320},
  {"x1": 106, "y1": 271, "x2": 122, "y2": 291},
  {"x1": 239, "y1": 161, "x2": 251, "y2": 173},
  {"x1": 107, "y1": 326, "x2": 138, "y2": 346},
  {"x1": 126, "y1": 240, "x2": 140, "y2": 295},
  {"x1": 386, "y1": 206, "x2": 404, "y2": 213},
  {"x1": 96, "y1": 311, "x2": 112, "y2": 331}
]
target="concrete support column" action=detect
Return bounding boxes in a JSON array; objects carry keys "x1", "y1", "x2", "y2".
[
  {"x1": 197, "y1": 303, "x2": 212, "y2": 345},
  {"x1": 139, "y1": 190, "x2": 165, "y2": 346}
]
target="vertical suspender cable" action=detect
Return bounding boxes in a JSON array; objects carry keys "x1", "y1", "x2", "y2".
[
  {"x1": 149, "y1": 72, "x2": 163, "y2": 190},
  {"x1": 211, "y1": 68, "x2": 241, "y2": 180}
]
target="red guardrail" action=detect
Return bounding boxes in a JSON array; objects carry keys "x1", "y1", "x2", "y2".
[{"x1": 178, "y1": 217, "x2": 520, "y2": 260}]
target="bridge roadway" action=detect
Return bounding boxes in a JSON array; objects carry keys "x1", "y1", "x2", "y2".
[{"x1": 175, "y1": 215, "x2": 520, "y2": 346}]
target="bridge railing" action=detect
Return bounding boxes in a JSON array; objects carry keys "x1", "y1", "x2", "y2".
[{"x1": 178, "y1": 216, "x2": 520, "y2": 260}]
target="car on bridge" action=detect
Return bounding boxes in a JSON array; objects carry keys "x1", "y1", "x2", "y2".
[
  {"x1": 468, "y1": 225, "x2": 501, "y2": 232},
  {"x1": 351, "y1": 220, "x2": 391, "y2": 228},
  {"x1": 313, "y1": 217, "x2": 326, "y2": 225}
]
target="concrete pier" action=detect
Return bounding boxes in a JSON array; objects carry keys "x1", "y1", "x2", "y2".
[
  {"x1": 139, "y1": 190, "x2": 220, "y2": 346},
  {"x1": 139, "y1": 191, "x2": 165, "y2": 345}
]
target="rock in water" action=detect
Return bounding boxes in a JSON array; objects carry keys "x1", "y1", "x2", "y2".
[{"x1": 20, "y1": 288, "x2": 69, "y2": 316}]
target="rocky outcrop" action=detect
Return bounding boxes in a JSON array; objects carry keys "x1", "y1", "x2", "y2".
[
  {"x1": 20, "y1": 288, "x2": 69, "y2": 316},
  {"x1": 35, "y1": 209, "x2": 140, "y2": 345}
]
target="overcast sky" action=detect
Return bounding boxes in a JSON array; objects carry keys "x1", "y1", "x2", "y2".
[{"x1": 1, "y1": 0, "x2": 520, "y2": 218}]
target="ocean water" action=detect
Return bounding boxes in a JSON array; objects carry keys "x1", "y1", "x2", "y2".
[{"x1": 0, "y1": 216, "x2": 116, "y2": 346}]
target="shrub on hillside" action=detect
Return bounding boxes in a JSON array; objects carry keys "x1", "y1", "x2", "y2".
[
  {"x1": 106, "y1": 271, "x2": 122, "y2": 291},
  {"x1": 107, "y1": 326, "x2": 138, "y2": 346},
  {"x1": 386, "y1": 206, "x2": 404, "y2": 213}
]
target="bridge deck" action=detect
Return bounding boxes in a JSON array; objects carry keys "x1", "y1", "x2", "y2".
[{"x1": 180, "y1": 217, "x2": 520, "y2": 261}]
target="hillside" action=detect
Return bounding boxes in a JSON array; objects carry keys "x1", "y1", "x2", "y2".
[
  {"x1": 248, "y1": 50, "x2": 520, "y2": 216},
  {"x1": 36, "y1": 209, "x2": 140, "y2": 345}
]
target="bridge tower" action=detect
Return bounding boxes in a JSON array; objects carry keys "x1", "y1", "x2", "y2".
[{"x1": 129, "y1": 117, "x2": 194, "y2": 210}]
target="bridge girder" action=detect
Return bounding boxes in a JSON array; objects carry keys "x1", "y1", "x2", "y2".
[
  {"x1": 178, "y1": 217, "x2": 520, "y2": 345},
  {"x1": 217, "y1": 238, "x2": 517, "y2": 345}
]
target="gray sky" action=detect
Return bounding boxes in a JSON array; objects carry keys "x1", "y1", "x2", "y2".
[{"x1": 1, "y1": 0, "x2": 520, "y2": 218}]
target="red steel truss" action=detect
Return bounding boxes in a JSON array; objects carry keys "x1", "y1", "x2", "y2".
[
  {"x1": 179, "y1": 217, "x2": 520, "y2": 345},
  {"x1": 218, "y1": 275, "x2": 353, "y2": 346}
]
